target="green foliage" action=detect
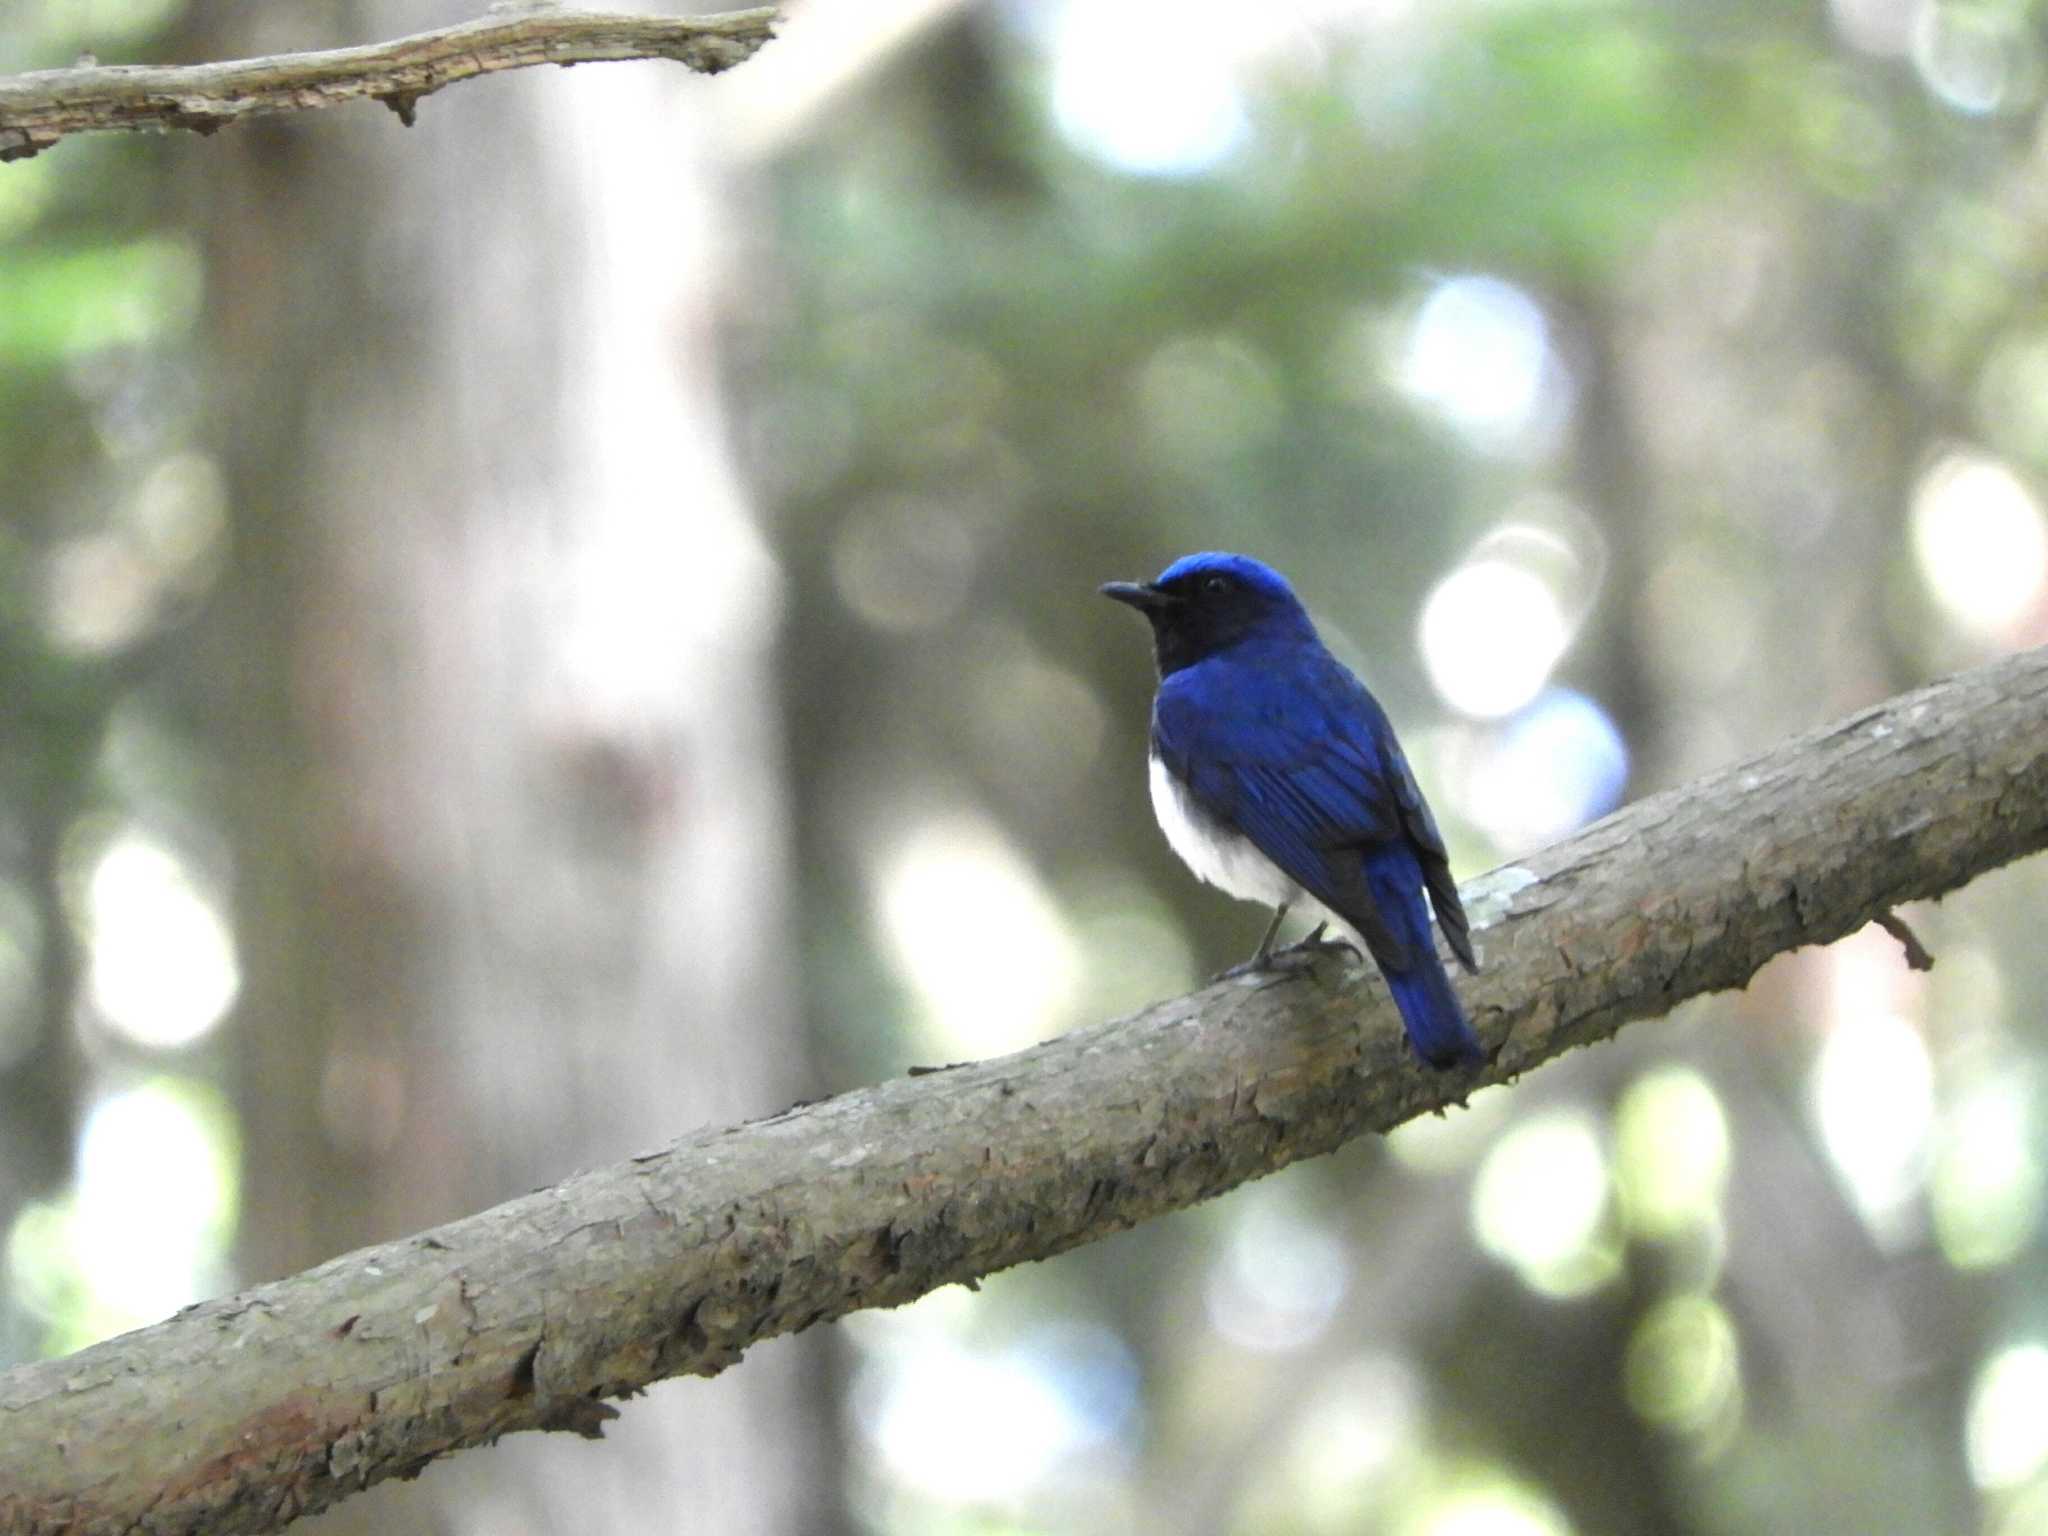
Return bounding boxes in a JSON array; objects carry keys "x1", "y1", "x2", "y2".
[{"x1": 0, "y1": 237, "x2": 200, "y2": 363}]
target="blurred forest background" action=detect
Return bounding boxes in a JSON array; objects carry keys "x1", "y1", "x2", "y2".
[{"x1": 4, "y1": 0, "x2": 2048, "y2": 1532}]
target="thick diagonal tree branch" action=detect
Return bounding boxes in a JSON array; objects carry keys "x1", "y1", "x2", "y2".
[
  {"x1": 4, "y1": 646, "x2": 2046, "y2": 1535},
  {"x1": 0, "y1": 6, "x2": 781, "y2": 162}
]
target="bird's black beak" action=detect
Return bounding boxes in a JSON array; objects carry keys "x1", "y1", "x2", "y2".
[{"x1": 1100, "y1": 580, "x2": 1175, "y2": 614}]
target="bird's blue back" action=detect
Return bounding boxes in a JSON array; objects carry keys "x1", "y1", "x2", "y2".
[{"x1": 1151, "y1": 615, "x2": 1481, "y2": 1068}]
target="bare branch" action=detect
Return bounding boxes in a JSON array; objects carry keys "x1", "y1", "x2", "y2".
[
  {"x1": 2, "y1": 644, "x2": 2045, "y2": 1534},
  {"x1": 1876, "y1": 908, "x2": 1936, "y2": 970},
  {"x1": 0, "y1": 6, "x2": 783, "y2": 162}
]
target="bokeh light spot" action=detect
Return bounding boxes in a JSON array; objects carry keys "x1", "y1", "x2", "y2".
[
  {"x1": 75, "y1": 1078, "x2": 239, "y2": 1333},
  {"x1": 1421, "y1": 560, "x2": 1571, "y2": 718},
  {"x1": 1461, "y1": 688, "x2": 1629, "y2": 851},
  {"x1": 1472, "y1": 1109, "x2": 1619, "y2": 1299},
  {"x1": 1831, "y1": 0, "x2": 1919, "y2": 56},
  {"x1": 1398, "y1": 1466, "x2": 1576, "y2": 1536},
  {"x1": 1994, "y1": 1479, "x2": 2048, "y2": 1536},
  {"x1": 1287, "y1": 1357, "x2": 1425, "y2": 1520},
  {"x1": 6, "y1": 1199, "x2": 82, "y2": 1338},
  {"x1": 850, "y1": 1319, "x2": 1137, "y2": 1506},
  {"x1": 1913, "y1": 3, "x2": 2040, "y2": 116},
  {"x1": 1933, "y1": 1072, "x2": 2043, "y2": 1270},
  {"x1": 873, "y1": 812, "x2": 1080, "y2": 1057},
  {"x1": 1969, "y1": 1343, "x2": 2048, "y2": 1489},
  {"x1": 85, "y1": 833, "x2": 239, "y2": 1050},
  {"x1": 1624, "y1": 1293, "x2": 1742, "y2": 1442},
  {"x1": 1204, "y1": 1191, "x2": 1349, "y2": 1353},
  {"x1": 43, "y1": 534, "x2": 160, "y2": 655},
  {"x1": 831, "y1": 495, "x2": 977, "y2": 633},
  {"x1": 863, "y1": 1341, "x2": 1080, "y2": 1501},
  {"x1": 1813, "y1": 1011, "x2": 1934, "y2": 1242},
  {"x1": 1616, "y1": 1067, "x2": 1731, "y2": 1240},
  {"x1": 1048, "y1": 0, "x2": 1250, "y2": 177},
  {"x1": 1910, "y1": 449, "x2": 2047, "y2": 640},
  {"x1": 1399, "y1": 275, "x2": 1566, "y2": 453},
  {"x1": 131, "y1": 450, "x2": 230, "y2": 597}
]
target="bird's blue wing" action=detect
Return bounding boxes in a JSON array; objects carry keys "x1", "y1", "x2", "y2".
[
  {"x1": 1375, "y1": 725, "x2": 1476, "y2": 973},
  {"x1": 1152, "y1": 654, "x2": 1420, "y2": 968},
  {"x1": 1151, "y1": 644, "x2": 1482, "y2": 1067}
]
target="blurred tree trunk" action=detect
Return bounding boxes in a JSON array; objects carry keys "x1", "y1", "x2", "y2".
[
  {"x1": 189, "y1": 3, "x2": 835, "y2": 1530},
  {"x1": 0, "y1": 679, "x2": 90, "y2": 1363}
]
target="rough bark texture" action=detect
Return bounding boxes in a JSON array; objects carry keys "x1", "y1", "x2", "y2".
[
  {"x1": 0, "y1": 6, "x2": 780, "y2": 161},
  {"x1": 2, "y1": 645, "x2": 2045, "y2": 1535}
]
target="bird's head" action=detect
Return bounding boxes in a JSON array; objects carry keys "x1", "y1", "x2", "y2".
[{"x1": 1101, "y1": 552, "x2": 1316, "y2": 677}]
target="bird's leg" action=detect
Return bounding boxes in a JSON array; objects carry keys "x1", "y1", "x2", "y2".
[
  {"x1": 1210, "y1": 904, "x2": 1291, "y2": 982},
  {"x1": 1252, "y1": 905, "x2": 1289, "y2": 966},
  {"x1": 1212, "y1": 911, "x2": 1366, "y2": 985},
  {"x1": 1274, "y1": 920, "x2": 1363, "y2": 965}
]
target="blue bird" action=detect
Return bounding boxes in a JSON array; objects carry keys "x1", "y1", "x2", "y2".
[{"x1": 1102, "y1": 552, "x2": 1483, "y2": 1070}]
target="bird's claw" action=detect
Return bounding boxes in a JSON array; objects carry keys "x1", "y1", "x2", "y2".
[
  {"x1": 1210, "y1": 922, "x2": 1360, "y2": 984},
  {"x1": 1211, "y1": 955, "x2": 1296, "y2": 984},
  {"x1": 1275, "y1": 921, "x2": 1362, "y2": 965}
]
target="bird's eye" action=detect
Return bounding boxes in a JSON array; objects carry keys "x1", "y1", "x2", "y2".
[{"x1": 1202, "y1": 575, "x2": 1231, "y2": 597}]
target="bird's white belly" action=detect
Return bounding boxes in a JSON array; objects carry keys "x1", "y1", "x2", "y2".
[{"x1": 1148, "y1": 754, "x2": 1303, "y2": 910}]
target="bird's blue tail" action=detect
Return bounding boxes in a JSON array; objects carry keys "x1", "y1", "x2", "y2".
[{"x1": 1362, "y1": 850, "x2": 1483, "y2": 1070}]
